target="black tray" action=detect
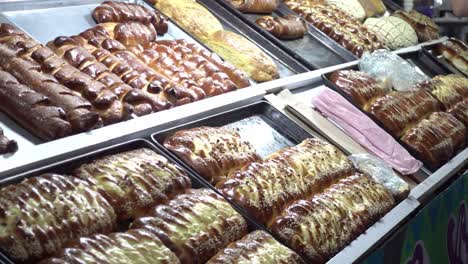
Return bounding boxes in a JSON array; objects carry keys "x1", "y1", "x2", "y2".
[
  {"x1": 399, "y1": 50, "x2": 452, "y2": 77},
  {"x1": 145, "y1": 0, "x2": 308, "y2": 79},
  {"x1": 215, "y1": 0, "x2": 358, "y2": 70},
  {"x1": 383, "y1": 0, "x2": 404, "y2": 12},
  {"x1": 0, "y1": 139, "x2": 275, "y2": 264},
  {"x1": 422, "y1": 44, "x2": 468, "y2": 77}
]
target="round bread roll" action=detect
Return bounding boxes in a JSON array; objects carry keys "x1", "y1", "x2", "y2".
[{"x1": 364, "y1": 16, "x2": 418, "y2": 50}]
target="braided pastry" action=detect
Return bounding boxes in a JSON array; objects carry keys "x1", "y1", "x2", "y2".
[
  {"x1": 207, "y1": 230, "x2": 304, "y2": 264},
  {"x1": 163, "y1": 126, "x2": 261, "y2": 184},
  {"x1": 269, "y1": 173, "x2": 395, "y2": 263},
  {"x1": 256, "y1": 15, "x2": 308, "y2": 40},
  {"x1": 73, "y1": 148, "x2": 191, "y2": 221},
  {"x1": 0, "y1": 174, "x2": 116, "y2": 263},
  {"x1": 131, "y1": 188, "x2": 248, "y2": 264}
]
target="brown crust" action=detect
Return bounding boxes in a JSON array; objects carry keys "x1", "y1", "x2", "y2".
[
  {"x1": 231, "y1": 0, "x2": 280, "y2": 13},
  {"x1": 256, "y1": 15, "x2": 308, "y2": 40},
  {"x1": 393, "y1": 10, "x2": 439, "y2": 42}
]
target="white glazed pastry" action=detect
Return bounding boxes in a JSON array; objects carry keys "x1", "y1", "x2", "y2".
[{"x1": 364, "y1": 16, "x2": 418, "y2": 50}]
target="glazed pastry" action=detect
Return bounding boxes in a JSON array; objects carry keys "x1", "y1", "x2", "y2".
[
  {"x1": 131, "y1": 188, "x2": 248, "y2": 264},
  {"x1": 419, "y1": 74, "x2": 468, "y2": 111},
  {"x1": 217, "y1": 138, "x2": 355, "y2": 225},
  {"x1": 163, "y1": 126, "x2": 261, "y2": 184},
  {"x1": 357, "y1": 0, "x2": 386, "y2": 17},
  {"x1": 0, "y1": 126, "x2": 17, "y2": 155},
  {"x1": 326, "y1": 0, "x2": 366, "y2": 21},
  {"x1": 364, "y1": 16, "x2": 418, "y2": 50},
  {"x1": 74, "y1": 148, "x2": 191, "y2": 221},
  {"x1": 449, "y1": 99, "x2": 468, "y2": 126},
  {"x1": 207, "y1": 231, "x2": 304, "y2": 264},
  {"x1": 39, "y1": 229, "x2": 180, "y2": 264},
  {"x1": 270, "y1": 173, "x2": 395, "y2": 263},
  {"x1": 437, "y1": 38, "x2": 468, "y2": 76},
  {"x1": 205, "y1": 30, "x2": 279, "y2": 82},
  {"x1": 369, "y1": 90, "x2": 440, "y2": 137},
  {"x1": 0, "y1": 70, "x2": 72, "y2": 140},
  {"x1": 401, "y1": 112, "x2": 466, "y2": 169},
  {"x1": 329, "y1": 70, "x2": 387, "y2": 111},
  {"x1": 393, "y1": 10, "x2": 440, "y2": 42},
  {"x1": 87, "y1": 22, "x2": 158, "y2": 47},
  {"x1": 256, "y1": 15, "x2": 308, "y2": 39},
  {"x1": 286, "y1": 2, "x2": 384, "y2": 57},
  {"x1": 155, "y1": 0, "x2": 223, "y2": 41},
  {"x1": 0, "y1": 174, "x2": 117, "y2": 263},
  {"x1": 92, "y1": 1, "x2": 169, "y2": 34},
  {"x1": 229, "y1": 0, "x2": 279, "y2": 13}
]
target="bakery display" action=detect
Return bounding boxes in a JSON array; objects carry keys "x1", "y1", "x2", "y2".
[
  {"x1": 73, "y1": 148, "x2": 192, "y2": 221},
  {"x1": 256, "y1": 15, "x2": 308, "y2": 40},
  {"x1": 393, "y1": 10, "x2": 440, "y2": 42},
  {"x1": 0, "y1": 174, "x2": 117, "y2": 263},
  {"x1": 207, "y1": 231, "x2": 304, "y2": 264},
  {"x1": 92, "y1": 1, "x2": 169, "y2": 34},
  {"x1": 364, "y1": 16, "x2": 418, "y2": 50},
  {"x1": 326, "y1": 0, "x2": 366, "y2": 22},
  {"x1": 357, "y1": 0, "x2": 386, "y2": 17},
  {"x1": 39, "y1": 229, "x2": 180, "y2": 264},
  {"x1": 285, "y1": 2, "x2": 383, "y2": 57},
  {"x1": 217, "y1": 138, "x2": 354, "y2": 224},
  {"x1": 154, "y1": 0, "x2": 280, "y2": 82},
  {"x1": 163, "y1": 126, "x2": 261, "y2": 184},
  {"x1": 329, "y1": 70, "x2": 387, "y2": 111},
  {"x1": 436, "y1": 38, "x2": 468, "y2": 76},
  {"x1": 420, "y1": 74, "x2": 468, "y2": 111},
  {"x1": 229, "y1": 0, "x2": 280, "y2": 13},
  {"x1": 449, "y1": 98, "x2": 468, "y2": 126},
  {"x1": 269, "y1": 173, "x2": 395, "y2": 263},
  {"x1": 0, "y1": 127, "x2": 17, "y2": 155},
  {"x1": 401, "y1": 112, "x2": 466, "y2": 169},
  {"x1": 131, "y1": 188, "x2": 248, "y2": 263}
]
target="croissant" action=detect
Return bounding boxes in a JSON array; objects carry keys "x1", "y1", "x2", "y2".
[
  {"x1": 0, "y1": 70, "x2": 72, "y2": 140},
  {"x1": 401, "y1": 112, "x2": 466, "y2": 169},
  {"x1": 0, "y1": 174, "x2": 117, "y2": 263},
  {"x1": 163, "y1": 126, "x2": 261, "y2": 184},
  {"x1": 369, "y1": 90, "x2": 440, "y2": 137},
  {"x1": 256, "y1": 15, "x2": 307, "y2": 39},
  {"x1": 230, "y1": 0, "x2": 279, "y2": 13},
  {"x1": 0, "y1": 126, "x2": 17, "y2": 155},
  {"x1": 329, "y1": 70, "x2": 387, "y2": 111},
  {"x1": 0, "y1": 46, "x2": 101, "y2": 133},
  {"x1": 73, "y1": 148, "x2": 191, "y2": 221},
  {"x1": 131, "y1": 188, "x2": 248, "y2": 264},
  {"x1": 217, "y1": 138, "x2": 354, "y2": 225},
  {"x1": 269, "y1": 174, "x2": 395, "y2": 263},
  {"x1": 39, "y1": 228, "x2": 180, "y2": 264},
  {"x1": 92, "y1": 1, "x2": 169, "y2": 34},
  {"x1": 207, "y1": 231, "x2": 304, "y2": 264}
]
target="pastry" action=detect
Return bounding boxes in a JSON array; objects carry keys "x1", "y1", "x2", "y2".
[
  {"x1": 286, "y1": 2, "x2": 384, "y2": 57},
  {"x1": 217, "y1": 138, "x2": 354, "y2": 225},
  {"x1": 163, "y1": 126, "x2": 261, "y2": 184},
  {"x1": 418, "y1": 74, "x2": 468, "y2": 111},
  {"x1": 207, "y1": 231, "x2": 304, "y2": 264},
  {"x1": 205, "y1": 30, "x2": 279, "y2": 82},
  {"x1": 0, "y1": 126, "x2": 17, "y2": 155},
  {"x1": 154, "y1": 0, "x2": 223, "y2": 41},
  {"x1": 393, "y1": 10, "x2": 440, "y2": 42},
  {"x1": 0, "y1": 174, "x2": 117, "y2": 263},
  {"x1": 92, "y1": 1, "x2": 169, "y2": 34},
  {"x1": 329, "y1": 70, "x2": 387, "y2": 111},
  {"x1": 0, "y1": 70, "x2": 72, "y2": 140},
  {"x1": 256, "y1": 15, "x2": 308, "y2": 39},
  {"x1": 73, "y1": 148, "x2": 191, "y2": 221},
  {"x1": 357, "y1": 0, "x2": 386, "y2": 17},
  {"x1": 437, "y1": 38, "x2": 468, "y2": 76},
  {"x1": 39, "y1": 229, "x2": 180, "y2": 264},
  {"x1": 369, "y1": 90, "x2": 440, "y2": 137},
  {"x1": 131, "y1": 188, "x2": 248, "y2": 264},
  {"x1": 449, "y1": 98, "x2": 468, "y2": 126},
  {"x1": 401, "y1": 112, "x2": 466, "y2": 169},
  {"x1": 85, "y1": 22, "x2": 158, "y2": 47},
  {"x1": 326, "y1": 0, "x2": 366, "y2": 21},
  {"x1": 270, "y1": 173, "x2": 395, "y2": 263},
  {"x1": 229, "y1": 0, "x2": 280, "y2": 13},
  {"x1": 364, "y1": 16, "x2": 418, "y2": 50}
]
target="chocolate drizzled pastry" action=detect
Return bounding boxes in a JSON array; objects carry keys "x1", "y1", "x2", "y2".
[{"x1": 256, "y1": 15, "x2": 307, "y2": 39}]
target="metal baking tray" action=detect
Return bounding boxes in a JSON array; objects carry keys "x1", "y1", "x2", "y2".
[
  {"x1": 146, "y1": 0, "x2": 308, "y2": 78},
  {"x1": 321, "y1": 62, "x2": 463, "y2": 173},
  {"x1": 214, "y1": 0, "x2": 357, "y2": 70},
  {"x1": 0, "y1": 138, "x2": 282, "y2": 263},
  {"x1": 399, "y1": 50, "x2": 453, "y2": 77},
  {"x1": 422, "y1": 44, "x2": 468, "y2": 77}
]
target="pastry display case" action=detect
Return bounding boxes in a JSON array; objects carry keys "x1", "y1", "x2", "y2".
[{"x1": 0, "y1": 0, "x2": 466, "y2": 263}]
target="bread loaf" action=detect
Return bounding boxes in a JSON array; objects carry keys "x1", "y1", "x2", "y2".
[
  {"x1": 256, "y1": 15, "x2": 308, "y2": 40},
  {"x1": 449, "y1": 99, "x2": 468, "y2": 126},
  {"x1": 229, "y1": 0, "x2": 280, "y2": 13},
  {"x1": 420, "y1": 74, "x2": 468, "y2": 111},
  {"x1": 437, "y1": 38, "x2": 468, "y2": 76},
  {"x1": 393, "y1": 10, "x2": 439, "y2": 42}
]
